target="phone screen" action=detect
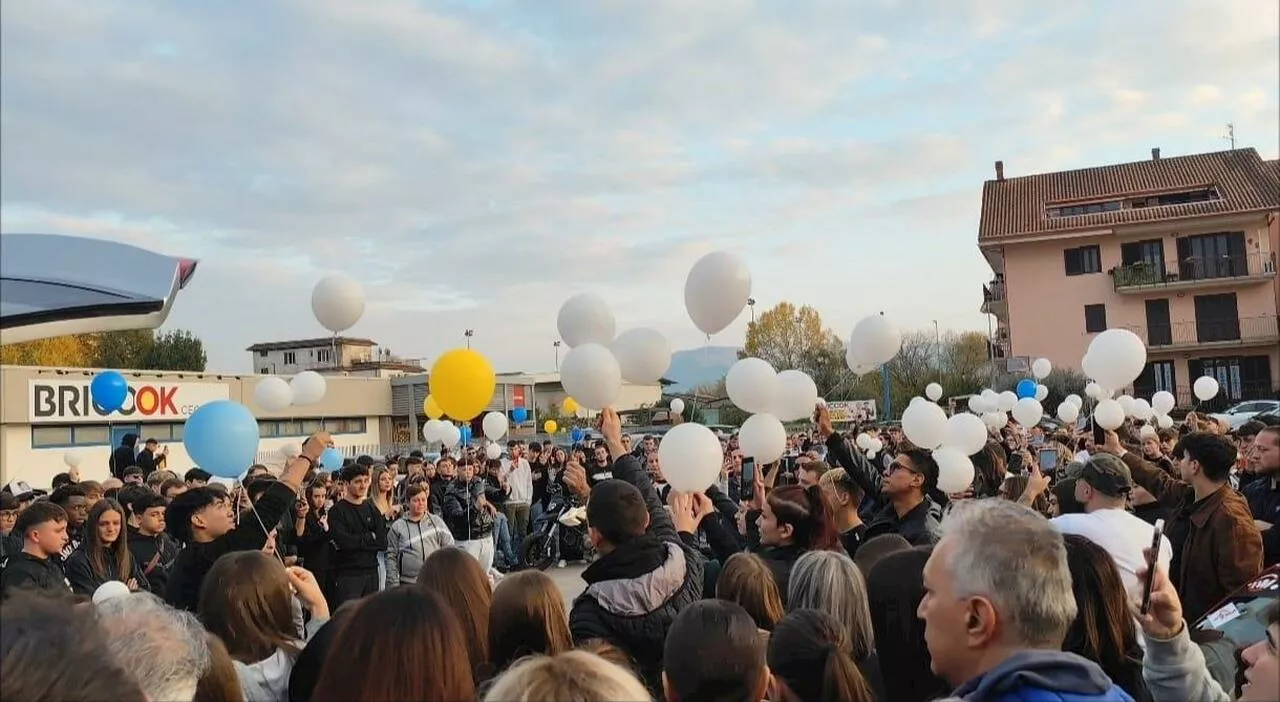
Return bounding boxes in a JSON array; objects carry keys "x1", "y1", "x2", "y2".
[
  {"x1": 740, "y1": 458, "x2": 756, "y2": 501},
  {"x1": 1008, "y1": 453, "x2": 1025, "y2": 474},
  {"x1": 1140, "y1": 519, "x2": 1165, "y2": 615},
  {"x1": 1038, "y1": 448, "x2": 1058, "y2": 472}
]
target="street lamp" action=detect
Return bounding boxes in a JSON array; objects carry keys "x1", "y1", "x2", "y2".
[
  {"x1": 747, "y1": 298, "x2": 756, "y2": 323},
  {"x1": 464, "y1": 329, "x2": 474, "y2": 348},
  {"x1": 553, "y1": 341, "x2": 562, "y2": 371}
]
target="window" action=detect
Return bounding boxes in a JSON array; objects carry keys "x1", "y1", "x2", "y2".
[
  {"x1": 1084, "y1": 304, "x2": 1107, "y2": 333},
  {"x1": 257, "y1": 417, "x2": 366, "y2": 437},
  {"x1": 1194, "y1": 293, "x2": 1240, "y2": 343},
  {"x1": 1177, "y1": 232, "x2": 1247, "y2": 280},
  {"x1": 1130, "y1": 188, "x2": 1221, "y2": 208},
  {"x1": 257, "y1": 350, "x2": 268, "y2": 358},
  {"x1": 1190, "y1": 356, "x2": 1273, "y2": 403},
  {"x1": 32, "y1": 426, "x2": 74, "y2": 448},
  {"x1": 1064, "y1": 246, "x2": 1102, "y2": 276},
  {"x1": 300, "y1": 419, "x2": 323, "y2": 434},
  {"x1": 317, "y1": 349, "x2": 332, "y2": 364},
  {"x1": 1048, "y1": 200, "x2": 1122, "y2": 218},
  {"x1": 259, "y1": 367, "x2": 270, "y2": 374},
  {"x1": 73, "y1": 425, "x2": 111, "y2": 445},
  {"x1": 283, "y1": 351, "x2": 297, "y2": 365}
]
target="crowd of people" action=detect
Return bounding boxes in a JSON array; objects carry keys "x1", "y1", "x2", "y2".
[{"x1": 0, "y1": 399, "x2": 1277, "y2": 702}]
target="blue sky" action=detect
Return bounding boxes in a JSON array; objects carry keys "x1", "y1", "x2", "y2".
[{"x1": 2, "y1": 0, "x2": 1277, "y2": 373}]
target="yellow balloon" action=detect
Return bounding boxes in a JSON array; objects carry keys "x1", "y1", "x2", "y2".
[
  {"x1": 544, "y1": 420, "x2": 558, "y2": 434},
  {"x1": 562, "y1": 397, "x2": 579, "y2": 415},
  {"x1": 429, "y1": 349, "x2": 496, "y2": 421},
  {"x1": 423, "y1": 395, "x2": 444, "y2": 420}
]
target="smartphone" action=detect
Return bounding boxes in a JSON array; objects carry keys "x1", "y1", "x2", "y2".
[
  {"x1": 1038, "y1": 448, "x2": 1058, "y2": 472},
  {"x1": 740, "y1": 458, "x2": 756, "y2": 502},
  {"x1": 1008, "y1": 452, "x2": 1025, "y2": 474},
  {"x1": 1140, "y1": 519, "x2": 1165, "y2": 615}
]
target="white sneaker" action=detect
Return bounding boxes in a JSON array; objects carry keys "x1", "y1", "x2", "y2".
[{"x1": 557, "y1": 559, "x2": 567, "y2": 569}]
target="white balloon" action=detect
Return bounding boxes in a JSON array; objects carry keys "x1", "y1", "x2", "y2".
[
  {"x1": 670, "y1": 398, "x2": 686, "y2": 416},
  {"x1": 925, "y1": 382, "x2": 943, "y2": 402},
  {"x1": 866, "y1": 449, "x2": 878, "y2": 459},
  {"x1": 482, "y1": 412, "x2": 510, "y2": 441},
  {"x1": 997, "y1": 390, "x2": 1018, "y2": 412},
  {"x1": 848, "y1": 313, "x2": 902, "y2": 366},
  {"x1": 856, "y1": 433, "x2": 873, "y2": 450},
  {"x1": 868, "y1": 437, "x2": 883, "y2": 453},
  {"x1": 1151, "y1": 391, "x2": 1176, "y2": 415},
  {"x1": 1082, "y1": 354, "x2": 1103, "y2": 384},
  {"x1": 281, "y1": 442, "x2": 302, "y2": 459},
  {"x1": 738, "y1": 413, "x2": 787, "y2": 464},
  {"x1": 967, "y1": 395, "x2": 988, "y2": 414},
  {"x1": 557, "y1": 293, "x2": 616, "y2": 348},
  {"x1": 1140, "y1": 425, "x2": 1158, "y2": 440},
  {"x1": 1156, "y1": 413, "x2": 1174, "y2": 429},
  {"x1": 1057, "y1": 402, "x2": 1080, "y2": 423},
  {"x1": 726, "y1": 357, "x2": 779, "y2": 414},
  {"x1": 485, "y1": 442, "x2": 502, "y2": 460},
  {"x1": 1131, "y1": 398, "x2": 1153, "y2": 421},
  {"x1": 289, "y1": 371, "x2": 327, "y2": 406},
  {"x1": 559, "y1": 343, "x2": 623, "y2": 410},
  {"x1": 1117, "y1": 395, "x2": 1136, "y2": 416},
  {"x1": 610, "y1": 327, "x2": 671, "y2": 384},
  {"x1": 311, "y1": 274, "x2": 366, "y2": 333},
  {"x1": 1034, "y1": 384, "x2": 1049, "y2": 402},
  {"x1": 254, "y1": 376, "x2": 293, "y2": 412},
  {"x1": 423, "y1": 419, "x2": 446, "y2": 442},
  {"x1": 1193, "y1": 375, "x2": 1219, "y2": 401},
  {"x1": 846, "y1": 353, "x2": 879, "y2": 376},
  {"x1": 92, "y1": 580, "x2": 132, "y2": 606},
  {"x1": 910, "y1": 396, "x2": 927, "y2": 407},
  {"x1": 1086, "y1": 329, "x2": 1147, "y2": 391},
  {"x1": 1093, "y1": 398, "x2": 1125, "y2": 430},
  {"x1": 1031, "y1": 357, "x2": 1052, "y2": 380},
  {"x1": 981, "y1": 389, "x2": 999, "y2": 408},
  {"x1": 775, "y1": 370, "x2": 819, "y2": 421},
  {"x1": 901, "y1": 400, "x2": 948, "y2": 450},
  {"x1": 659, "y1": 423, "x2": 725, "y2": 492},
  {"x1": 440, "y1": 423, "x2": 462, "y2": 448},
  {"x1": 983, "y1": 411, "x2": 1009, "y2": 430},
  {"x1": 1064, "y1": 393, "x2": 1083, "y2": 408},
  {"x1": 684, "y1": 251, "x2": 752, "y2": 336},
  {"x1": 1084, "y1": 382, "x2": 1102, "y2": 400},
  {"x1": 63, "y1": 451, "x2": 83, "y2": 468},
  {"x1": 934, "y1": 447, "x2": 976, "y2": 494},
  {"x1": 943, "y1": 413, "x2": 989, "y2": 456},
  {"x1": 1012, "y1": 398, "x2": 1044, "y2": 427}
]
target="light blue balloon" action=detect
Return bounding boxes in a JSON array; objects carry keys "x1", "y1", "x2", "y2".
[
  {"x1": 460, "y1": 425, "x2": 473, "y2": 445},
  {"x1": 1015, "y1": 378, "x2": 1038, "y2": 399},
  {"x1": 319, "y1": 447, "x2": 344, "y2": 470},
  {"x1": 183, "y1": 401, "x2": 260, "y2": 479},
  {"x1": 91, "y1": 370, "x2": 129, "y2": 413},
  {"x1": 512, "y1": 407, "x2": 529, "y2": 423}
]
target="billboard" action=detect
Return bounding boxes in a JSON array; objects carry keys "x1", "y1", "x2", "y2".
[
  {"x1": 29, "y1": 379, "x2": 229, "y2": 424},
  {"x1": 827, "y1": 400, "x2": 877, "y2": 424}
]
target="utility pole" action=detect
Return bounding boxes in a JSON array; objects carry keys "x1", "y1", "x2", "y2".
[
  {"x1": 464, "y1": 329, "x2": 474, "y2": 349},
  {"x1": 747, "y1": 298, "x2": 756, "y2": 324},
  {"x1": 1224, "y1": 123, "x2": 1236, "y2": 149},
  {"x1": 553, "y1": 341, "x2": 561, "y2": 371}
]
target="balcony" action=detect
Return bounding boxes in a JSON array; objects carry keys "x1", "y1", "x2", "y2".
[
  {"x1": 980, "y1": 279, "x2": 1007, "y2": 318},
  {"x1": 1124, "y1": 315, "x2": 1280, "y2": 352},
  {"x1": 1111, "y1": 251, "x2": 1276, "y2": 294}
]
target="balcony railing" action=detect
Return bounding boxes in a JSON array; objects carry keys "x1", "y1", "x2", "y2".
[
  {"x1": 1124, "y1": 315, "x2": 1279, "y2": 349},
  {"x1": 981, "y1": 279, "x2": 1008, "y2": 317},
  {"x1": 1111, "y1": 251, "x2": 1276, "y2": 291},
  {"x1": 1129, "y1": 381, "x2": 1280, "y2": 414}
]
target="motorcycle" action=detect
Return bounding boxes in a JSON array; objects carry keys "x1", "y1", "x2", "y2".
[{"x1": 521, "y1": 498, "x2": 591, "y2": 571}]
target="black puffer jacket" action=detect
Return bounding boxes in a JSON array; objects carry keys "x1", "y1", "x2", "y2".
[
  {"x1": 569, "y1": 454, "x2": 704, "y2": 694},
  {"x1": 442, "y1": 478, "x2": 494, "y2": 541}
]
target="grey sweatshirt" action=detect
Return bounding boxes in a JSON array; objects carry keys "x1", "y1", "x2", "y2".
[
  {"x1": 385, "y1": 512, "x2": 454, "y2": 586},
  {"x1": 1141, "y1": 623, "x2": 1230, "y2": 702}
]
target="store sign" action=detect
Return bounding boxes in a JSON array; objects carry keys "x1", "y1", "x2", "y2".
[
  {"x1": 512, "y1": 386, "x2": 526, "y2": 408},
  {"x1": 827, "y1": 400, "x2": 877, "y2": 424},
  {"x1": 29, "y1": 380, "x2": 230, "y2": 424}
]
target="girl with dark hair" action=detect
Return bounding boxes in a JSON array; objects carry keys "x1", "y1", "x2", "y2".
[
  {"x1": 312, "y1": 588, "x2": 476, "y2": 702},
  {"x1": 417, "y1": 547, "x2": 494, "y2": 685},
  {"x1": 64, "y1": 498, "x2": 147, "y2": 595},
  {"x1": 767, "y1": 609, "x2": 875, "y2": 702},
  {"x1": 1062, "y1": 534, "x2": 1152, "y2": 702},
  {"x1": 752, "y1": 484, "x2": 840, "y2": 602},
  {"x1": 864, "y1": 546, "x2": 948, "y2": 702}
]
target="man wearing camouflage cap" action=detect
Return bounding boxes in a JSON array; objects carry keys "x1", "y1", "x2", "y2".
[{"x1": 1049, "y1": 453, "x2": 1173, "y2": 600}]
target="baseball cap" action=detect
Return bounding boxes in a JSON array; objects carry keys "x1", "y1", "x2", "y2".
[
  {"x1": 2, "y1": 480, "x2": 35, "y2": 501},
  {"x1": 0, "y1": 492, "x2": 18, "y2": 511},
  {"x1": 1079, "y1": 454, "x2": 1134, "y2": 497}
]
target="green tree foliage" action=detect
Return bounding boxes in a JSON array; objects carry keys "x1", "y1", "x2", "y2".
[
  {"x1": 1, "y1": 328, "x2": 207, "y2": 371},
  {"x1": 143, "y1": 330, "x2": 208, "y2": 371},
  {"x1": 742, "y1": 301, "x2": 848, "y2": 398}
]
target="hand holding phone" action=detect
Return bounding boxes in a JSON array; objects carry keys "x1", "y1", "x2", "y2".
[
  {"x1": 1140, "y1": 519, "x2": 1165, "y2": 615},
  {"x1": 1038, "y1": 448, "x2": 1058, "y2": 472},
  {"x1": 740, "y1": 459, "x2": 756, "y2": 502}
]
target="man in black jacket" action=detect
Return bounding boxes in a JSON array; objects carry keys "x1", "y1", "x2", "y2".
[
  {"x1": 0, "y1": 501, "x2": 71, "y2": 598},
  {"x1": 327, "y1": 462, "x2": 387, "y2": 606},
  {"x1": 109, "y1": 433, "x2": 139, "y2": 480},
  {"x1": 569, "y1": 408, "x2": 704, "y2": 694},
  {"x1": 122, "y1": 491, "x2": 180, "y2": 595},
  {"x1": 164, "y1": 431, "x2": 329, "y2": 611}
]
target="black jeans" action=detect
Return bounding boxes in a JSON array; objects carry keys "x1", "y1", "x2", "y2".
[{"x1": 331, "y1": 569, "x2": 378, "y2": 607}]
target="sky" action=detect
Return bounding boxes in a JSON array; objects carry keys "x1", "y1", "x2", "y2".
[{"x1": 2, "y1": 0, "x2": 1277, "y2": 374}]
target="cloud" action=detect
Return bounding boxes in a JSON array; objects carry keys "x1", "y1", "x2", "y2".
[{"x1": 2, "y1": 0, "x2": 1277, "y2": 372}]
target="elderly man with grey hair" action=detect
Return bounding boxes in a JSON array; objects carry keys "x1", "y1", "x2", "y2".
[
  {"x1": 918, "y1": 499, "x2": 1133, "y2": 702},
  {"x1": 96, "y1": 592, "x2": 211, "y2": 702}
]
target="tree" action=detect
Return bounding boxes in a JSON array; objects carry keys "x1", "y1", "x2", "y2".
[
  {"x1": 143, "y1": 330, "x2": 207, "y2": 371},
  {"x1": 742, "y1": 301, "x2": 848, "y2": 396},
  {"x1": 93, "y1": 330, "x2": 155, "y2": 369},
  {"x1": 0, "y1": 334, "x2": 97, "y2": 366}
]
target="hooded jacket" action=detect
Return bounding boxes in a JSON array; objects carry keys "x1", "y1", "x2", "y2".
[
  {"x1": 940, "y1": 650, "x2": 1134, "y2": 702},
  {"x1": 234, "y1": 615, "x2": 328, "y2": 702},
  {"x1": 569, "y1": 453, "x2": 704, "y2": 693},
  {"x1": 442, "y1": 478, "x2": 494, "y2": 541},
  {"x1": 109, "y1": 434, "x2": 139, "y2": 480},
  {"x1": 385, "y1": 512, "x2": 454, "y2": 586}
]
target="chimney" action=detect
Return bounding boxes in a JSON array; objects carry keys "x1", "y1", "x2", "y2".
[
  {"x1": 1151, "y1": 147, "x2": 1161, "y2": 160},
  {"x1": 994, "y1": 160, "x2": 1005, "y2": 181}
]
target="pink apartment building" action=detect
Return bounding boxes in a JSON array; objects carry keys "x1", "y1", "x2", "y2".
[{"x1": 979, "y1": 147, "x2": 1280, "y2": 410}]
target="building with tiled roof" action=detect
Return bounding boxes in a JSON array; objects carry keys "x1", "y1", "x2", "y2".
[{"x1": 978, "y1": 147, "x2": 1280, "y2": 410}]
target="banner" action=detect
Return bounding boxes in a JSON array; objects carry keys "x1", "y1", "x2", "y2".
[
  {"x1": 29, "y1": 379, "x2": 229, "y2": 424},
  {"x1": 827, "y1": 400, "x2": 877, "y2": 424}
]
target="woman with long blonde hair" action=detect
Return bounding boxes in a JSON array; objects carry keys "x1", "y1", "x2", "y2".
[
  {"x1": 483, "y1": 650, "x2": 650, "y2": 702},
  {"x1": 369, "y1": 464, "x2": 398, "y2": 589}
]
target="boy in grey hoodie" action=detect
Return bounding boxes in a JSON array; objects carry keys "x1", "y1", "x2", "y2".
[{"x1": 385, "y1": 482, "x2": 454, "y2": 586}]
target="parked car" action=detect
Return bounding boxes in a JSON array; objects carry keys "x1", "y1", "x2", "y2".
[{"x1": 1211, "y1": 400, "x2": 1280, "y2": 430}]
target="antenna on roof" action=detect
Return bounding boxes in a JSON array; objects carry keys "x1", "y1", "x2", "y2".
[{"x1": 1223, "y1": 122, "x2": 1236, "y2": 149}]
